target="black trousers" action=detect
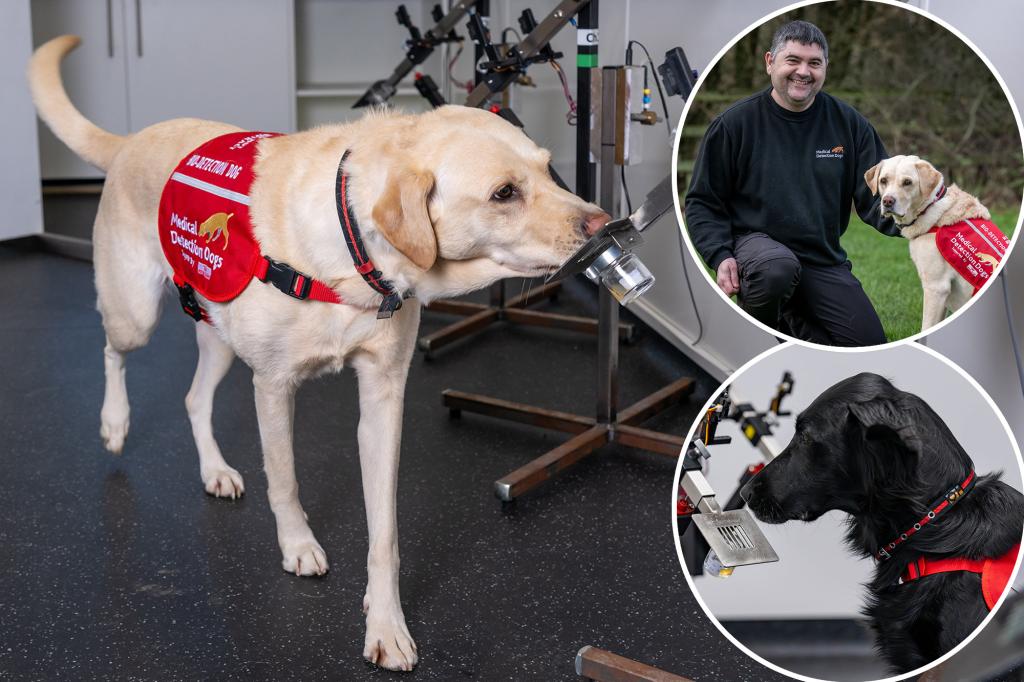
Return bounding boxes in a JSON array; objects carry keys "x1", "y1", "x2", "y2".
[{"x1": 733, "y1": 232, "x2": 886, "y2": 347}]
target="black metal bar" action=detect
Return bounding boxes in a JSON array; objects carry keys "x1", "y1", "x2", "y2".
[
  {"x1": 575, "y1": 0, "x2": 597, "y2": 202},
  {"x1": 596, "y1": 65, "x2": 619, "y2": 424}
]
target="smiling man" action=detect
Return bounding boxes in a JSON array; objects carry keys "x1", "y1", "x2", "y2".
[{"x1": 685, "y1": 20, "x2": 898, "y2": 346}]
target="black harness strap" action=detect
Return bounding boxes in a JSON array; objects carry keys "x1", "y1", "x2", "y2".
[{"x1": 335, "y1": 151, "x2": 404, "y2": 319}]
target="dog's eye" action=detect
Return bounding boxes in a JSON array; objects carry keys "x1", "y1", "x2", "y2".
[
  {"x1": 902, "y1": 178, "x2": 913, "y2": 187},
  {"x1": 491, "y1": 184, "x2": 519, "y2": 201},
  {"x1": 880, "y1": 178, "x2": 888, "y2": 186}
]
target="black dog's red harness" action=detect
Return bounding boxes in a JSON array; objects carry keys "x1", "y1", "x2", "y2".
[
  {"x1": 159, "y1": 133, "x2": 402, "y2": 322},
  {"x1": 900, "y1": 544, "x2": 1020, "y2": 610},
  {"x1": 874, "y1": 469, "x2": 1020, "y2": 610}
]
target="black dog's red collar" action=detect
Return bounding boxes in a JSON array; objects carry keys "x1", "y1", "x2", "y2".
[
  {"x1": 894, "y1": 184, "x2": 947, "y2": 229},
  {"x1": 874, "y1": 469, "x2": 976, "y2": 562},
  {"x1": 335, "y1": 150, "x2": 404, "y2": 319}
]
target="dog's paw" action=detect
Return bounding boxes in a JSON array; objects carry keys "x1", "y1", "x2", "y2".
[
  {"x1": 363, "y1": 615, "x2": 418, "y2": 671},
  {"x1": 99, "y1": 415, "x2": 129, "y2": 454},
  {"x1": 202, "y1": 467, "x2": 245, "y2": 499},
  {"x1": 281, "y1": 541, "x2": 329, "y2": 577}
]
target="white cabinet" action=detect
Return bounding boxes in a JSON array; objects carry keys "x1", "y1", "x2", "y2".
[
  {"x1": 293, "y1": 0, "x2": 439, "y2": 128},
  {"x1": 123, "y1": 0, "x2": 295, "y2": 131},
  {"x1": 2, "y1": 0, "x2": 44, "y2": 241},
  {"x1": 31, "y1": 0, "x2": 131, "y2": 179},
  {"x1": 32, "y1": 0, "x2": 295, "y2": 179}
]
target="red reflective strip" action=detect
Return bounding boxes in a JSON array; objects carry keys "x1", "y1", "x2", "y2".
[
  {"x1": 355, "y1": 261, "x2": 376, "y2": 275},
  {"x1": 293, "y1": 275, "x2": 306, "y2": 295},
  {"x1": 934, "y1": 500, "x2": 949, "y2": 514}
]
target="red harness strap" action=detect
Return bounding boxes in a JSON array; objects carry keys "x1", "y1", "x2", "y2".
[{"x1": 901, "y1": 543, "x2": 1020, "y2": 610}]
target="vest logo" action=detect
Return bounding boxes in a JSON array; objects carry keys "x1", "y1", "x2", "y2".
[
  {"x1": 199, "y1": 212, "x2": 233, "y2": 249},
  {"x1": 978, "y1": 253, "x2": 998, "y2": 267},
  {"x1": 816, "y1": 144, "x2": 845, "y2": 159}
]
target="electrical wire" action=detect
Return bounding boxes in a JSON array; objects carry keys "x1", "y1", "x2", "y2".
[
  {"x1": 677, "y1": 219, "x2": 705, "y2": 345},
  {"x1": 621, "y1": 39, "x2": 704, "y2": 344},
  {"x1": 621, "y1": 165, "x2": 632, "y2": 213},
  {"x1": 549, "y1": 59, "x2": 577, "y2": 125},
  {"x1": 447, "y1": 40, "x2": 473, "y2": 93},
  {"x1": 627, "y1": 39, "x2": 672, "y2": 140},
  {"x1": 500, "y1": 27, "x2": 522, "y2": 45}
]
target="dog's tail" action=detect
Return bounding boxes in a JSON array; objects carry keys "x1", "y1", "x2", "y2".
[{"x1": 27, "y1": 36, "x2": 127, "y2": 172}]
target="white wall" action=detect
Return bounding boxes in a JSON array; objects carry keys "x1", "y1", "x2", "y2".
[
  {"x1": 691, "y1": 343, "x2": 1023, "y2": 619},
  {"x1": 0, "y1": 0, "x2": 43, "y2": 241},
  {"x1": 917, "y1": 0, "x2": 1024, "y2": 457}
]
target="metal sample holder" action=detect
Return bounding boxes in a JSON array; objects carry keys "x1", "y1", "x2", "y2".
[
  {"x1": 678, "y1": 376, "x2": 794, "y2": 576},
  {"x1": 443, "y1": 41, "x2": 698, "y2": 501}
]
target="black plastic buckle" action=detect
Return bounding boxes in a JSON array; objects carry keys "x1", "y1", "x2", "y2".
[
  {"x1": 175, "y1": 282, "x2": 204, "y2": 322},
  {"x1": 261, "y1": 257, "x2": 313, "y2": 300}
]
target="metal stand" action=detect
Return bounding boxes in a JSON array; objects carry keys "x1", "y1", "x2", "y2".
[
  {"x1": 575, "y1": 646, "x2": 693, "y2": 682},
  {"x1": 419, "y1": 0, "x2": 632, "y2": 355},
  {"x1": 441, "y1": 5, "x2": 696, "y2": 501},
  {"x1": 420, "y1": 280, "x2": 634, "y2": 355}
]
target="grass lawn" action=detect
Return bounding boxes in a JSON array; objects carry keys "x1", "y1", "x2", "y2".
[
  {"x1": 847, "y1": 208, "x2": 1018, "y2": 341},
  {"x1": 694, "y1": 208, "x2": 1019, "y2": 342}
]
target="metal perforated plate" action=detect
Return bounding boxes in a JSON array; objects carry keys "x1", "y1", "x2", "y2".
[{"x1": 692, "y1": 509, "x2": 780, "y2": 568}]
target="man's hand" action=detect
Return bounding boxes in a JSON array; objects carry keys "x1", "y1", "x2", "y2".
[{"x1": 716, "y1": 258, "x2": 740, "y2": 297}]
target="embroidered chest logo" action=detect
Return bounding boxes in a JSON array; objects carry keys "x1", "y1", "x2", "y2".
[
  {"x1": 199, "y1": 212, "x2": 233, "y2": 250},
  {"x1": 815, "y1": 144, "x2": 845, "y2": 159}
]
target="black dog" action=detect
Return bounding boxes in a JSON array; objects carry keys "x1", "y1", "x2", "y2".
[{"x1": 742, "y1": 372, "x2": 1023, "y2": 673}]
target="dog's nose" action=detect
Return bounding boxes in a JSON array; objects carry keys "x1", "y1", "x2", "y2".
[
  {"x1": 882, "y1": 195, "x2": 896, "y2": 209},
  {"x1": 583, "y1": 212, "x2": 611, "y2": 236}
]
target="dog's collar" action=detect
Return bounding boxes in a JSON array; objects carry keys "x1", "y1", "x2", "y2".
[
  {"x1": 874, "y1": 468, "x2": 976, "y2": 562},
  {"x1": 335, "y1": 150, "x2": 405, "y2": 319},
  {"x1": 894, "y1": 182, "x2": 947, "y2": 229}
]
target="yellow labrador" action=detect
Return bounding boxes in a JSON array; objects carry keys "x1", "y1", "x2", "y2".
[
  {"x1": 864, "y1": 154, "x2": 1004, "y2": 331},
  {"x1": 29, "y1": 36, "x2": 607, "y2": 670}
]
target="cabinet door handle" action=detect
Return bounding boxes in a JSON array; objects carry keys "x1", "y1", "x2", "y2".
[
  {"x1": 135, "y1": 0, "x2": 143, "y2": 57},
  {"x1": 106, "y1": 0, "x2": 113, "y2": 57}
]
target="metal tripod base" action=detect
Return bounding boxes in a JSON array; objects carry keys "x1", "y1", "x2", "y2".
[
  {"x1": 443, "y1": 376, "x2": 694, "y2": 501},
  {"x1": 419, "y1": 281, "x2": 635, "y2": 356}
]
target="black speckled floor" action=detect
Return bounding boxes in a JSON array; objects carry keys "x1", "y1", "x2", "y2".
[{"x1": 0, "y1": 242, "x2": 784, "y2": 681}]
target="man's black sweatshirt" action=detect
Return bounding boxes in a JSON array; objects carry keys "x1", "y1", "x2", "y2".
[{"x1": 684, "y1": 87, "x2": 898, "y2": 270}]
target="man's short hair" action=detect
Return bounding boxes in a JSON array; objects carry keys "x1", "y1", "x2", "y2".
[{"x1": 769, "y1": 20, "x2": 829, "y2": 62}]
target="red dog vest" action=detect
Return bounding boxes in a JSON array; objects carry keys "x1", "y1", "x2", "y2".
[
  {"x1": 902, "y1": 543, "x2": 1020, "y2": 610},
  {"x1": 928, "y1": 218, "x2": 1009, "y2": 295},
  {"x1": 158, "y1": 132, "x2": 340, "y2": 320}
]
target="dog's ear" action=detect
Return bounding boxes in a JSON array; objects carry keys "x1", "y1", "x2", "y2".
[
  {"x1": 914, "y1": 160, "x2": 943, "y2": 198},
  {"x1": 371, "y1": 168, "x2": 438, "y2": 271},
  {"x1": 848, "y1": 398, "x2": 922, "y2": 456},
  {"x1": 864, "y1": 162, "x2": 883, "y2": 195}
]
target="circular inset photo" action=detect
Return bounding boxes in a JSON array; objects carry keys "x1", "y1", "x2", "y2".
[
  {"x1": 672, "y1": 342, "x2": 1024, "y2": 681},
  {"x1": 675, "y1": 0, "x2": 1024, "y2": 347}
]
